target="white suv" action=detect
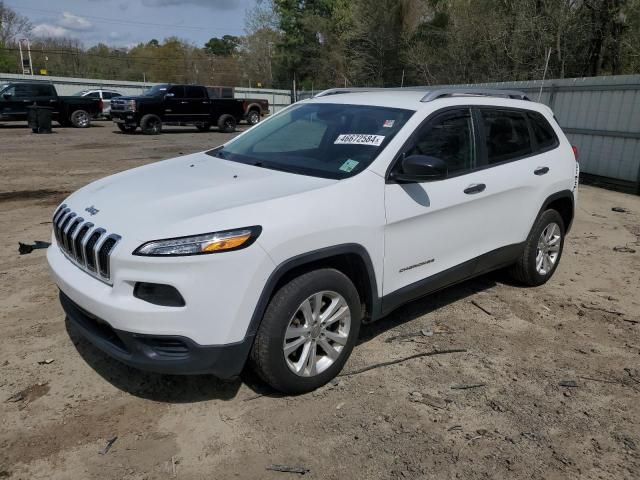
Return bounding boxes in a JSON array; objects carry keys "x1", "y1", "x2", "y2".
[{"x1": 48, "y1": 88, "x2": 579, "y2": 393}]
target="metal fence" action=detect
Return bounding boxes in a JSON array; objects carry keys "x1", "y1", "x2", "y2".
[{"x1": 0, "y1": 73, "x2": 293, "y2": 113}]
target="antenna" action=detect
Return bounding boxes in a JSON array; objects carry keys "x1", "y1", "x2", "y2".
[{"x1": 538, "y1": 47, "x2": 552, "y2": 102}]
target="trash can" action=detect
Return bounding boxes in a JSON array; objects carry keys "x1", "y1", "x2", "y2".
[{"x1": 27, "y1": 105, "x2": 53, "y2": 134}]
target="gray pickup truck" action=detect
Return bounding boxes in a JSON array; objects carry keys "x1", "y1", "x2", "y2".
[{"x1": 0, "y1": 82, "x2": 102, "y2": 127}]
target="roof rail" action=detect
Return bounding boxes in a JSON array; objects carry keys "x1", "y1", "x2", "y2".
[
  {"x1": 420, "y1": 88, "x2": 530, "y2": 102},
  {"x1": 314, "y1": 87, "x2": 389, "y2": 97},
  {"x1": 314, "y1": 86, "x2": 530, "y2": 102}
]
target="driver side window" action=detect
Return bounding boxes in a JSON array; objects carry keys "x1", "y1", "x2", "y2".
[{"x1": 406, "y1": 109, "x2": 475, "y2": 175}]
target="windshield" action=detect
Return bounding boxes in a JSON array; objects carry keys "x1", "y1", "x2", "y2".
[
  {"x1": 143, "y1": 84, "x2": 168, "y2": 96},
  {"x1": 207, "y1": 102, "x2": 414, "y2": 179}
]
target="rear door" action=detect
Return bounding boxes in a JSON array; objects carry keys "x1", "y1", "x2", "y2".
[
  {"x1": 471, "y1": 107, "x2": 551, "y2": 255},
  {"x1": 184, "y1": 85, "x2": 209, "y2": 121}
]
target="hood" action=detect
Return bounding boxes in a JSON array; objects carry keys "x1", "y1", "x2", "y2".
[{"x1": 63, "y1": 152, "x2": 336, "y2": 241}]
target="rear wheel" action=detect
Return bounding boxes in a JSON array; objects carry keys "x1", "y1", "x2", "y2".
[
  {"x1": 250, "y1": 269, "x2": 361, "y2": 394},
  {"x1": 217, "y1": 114, "x2": 236, "y2": 133},
  {"x1": 70, "y1": 110, "x2": 91, "y2": 128},
  {"x1": 247, "y1": 109, "x2": 260, "y2": 125},
  {"x1": 140, "y1": 114, "x2": 162, "y2": 135},
  {"x1": 117, "y1": 123, "x2": 136, "y2": 133},
  {"x1": 509, "y1": 209, "x2": 565, "y2": 286}
]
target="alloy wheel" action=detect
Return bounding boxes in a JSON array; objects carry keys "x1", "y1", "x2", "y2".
[
  {"x1": 535, "y1": 222, "x2": 561, "y2": 275},
  {"x1": 283, "y1": 291, "x2": 351, "y2": 377}
]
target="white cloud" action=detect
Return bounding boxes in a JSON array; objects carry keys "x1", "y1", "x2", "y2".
[
  {"x1": 58, "y1": 12, "x2": 93, "y2": 31},
  {"x1": 141, "y1": 0, "x2": 240, "y2": 9},
  {"x1": 32, "y1": 24, "x2": 70, "y2": 38}
]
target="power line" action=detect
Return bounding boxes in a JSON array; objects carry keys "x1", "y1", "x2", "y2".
[{"x1": 5, "y1": 3, "x2": 245, "y2": 36}]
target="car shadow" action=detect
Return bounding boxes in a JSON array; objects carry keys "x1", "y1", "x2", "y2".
[{"x1": 66, "y1": 270, "x2": 506, "y2": 403}]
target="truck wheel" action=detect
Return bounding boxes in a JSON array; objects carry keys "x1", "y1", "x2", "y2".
[
  {"x1": 117, "y1": 123, "x2": 136, "y2": 134},
  {"x1": 70, "y1": 110, "x2": 91, "y2": 128},
  {"x1": 509, "y1": 209, "x2": 565, "y2": 286},
  {"x1": 140, "y1": 114, "x2": 162, "y2": 135},
  {"x1": 247, "y1": 109, "x2": 260, "y2": 125},
  {"x1": 217, "y1": 114, "x2": 236, "y2": 133},
  {"x1": 196, "y1": 123, "x2": 211, "y2": 132},
  {"x1": 250, "y1": 268, "x2": 362, "y2": 394}
]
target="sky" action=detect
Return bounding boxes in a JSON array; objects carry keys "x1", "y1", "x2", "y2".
[{"x1": 5, "y1": 0, "x2": 256, "y2": 48}]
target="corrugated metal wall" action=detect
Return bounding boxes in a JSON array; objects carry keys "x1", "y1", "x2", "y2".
[{"x1": 447, "y1": 75, "x2": 640, "y2": 191}]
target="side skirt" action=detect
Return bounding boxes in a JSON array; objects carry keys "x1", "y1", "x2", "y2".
[{"x1": 379, "y1": 242, "x2": 524, "y2": 318}]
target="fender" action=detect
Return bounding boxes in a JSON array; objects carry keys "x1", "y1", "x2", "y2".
[
  {"x1": 537, "y1": 189, "x2": 575, "y2": 233},
  {"x1": 244, "y1": 243, "x2": 381, "y2": 340}
]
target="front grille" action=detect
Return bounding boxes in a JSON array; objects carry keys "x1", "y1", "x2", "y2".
[{"x1": 52, "y1": 204, "x2": 121, "y2": 284}]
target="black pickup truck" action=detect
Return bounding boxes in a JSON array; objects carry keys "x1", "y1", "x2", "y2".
[
  {"x1": 110, "y1": 84, "x2": 245, "y2": 134},
  {"x1": 0, "y1": 82, "x2": 102, "y2": 127},
  {"x1": 207, "y1": 86, "x2": 270, "y2": 125}
]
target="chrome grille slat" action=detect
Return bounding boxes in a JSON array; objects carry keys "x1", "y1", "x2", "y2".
[{"x1": 51, "y1": 207, "x2": 121, "y2": 285}]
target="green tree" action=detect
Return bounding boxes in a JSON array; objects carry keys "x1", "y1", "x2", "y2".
[{"x1": 204, "y1": 35, "x2": 240, "y2": 56}]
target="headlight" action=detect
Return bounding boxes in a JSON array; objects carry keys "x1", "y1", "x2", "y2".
[
  {"x1": 126, "y1": 99, "x2": 136, "y2": 112},
  {"x1": 133, "y1": 226, "x2": 261, "y2": 256}
]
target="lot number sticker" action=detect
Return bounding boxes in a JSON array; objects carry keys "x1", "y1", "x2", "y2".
[{"x1": 334, "y1": 134, "x2": 385, "y2": 146}]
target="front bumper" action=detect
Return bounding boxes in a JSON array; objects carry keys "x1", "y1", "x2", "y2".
[
  {"x1": 61, "y1": 291, "x2": 252, "y2": 377},
  {"x1": 111, "y1": 111, "x2": 137, "y2": 125}
]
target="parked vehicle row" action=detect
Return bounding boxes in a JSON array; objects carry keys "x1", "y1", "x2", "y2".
[
  {"x1": 0, "y1": 82, "x2": 102, "y2": 128},
  {"x1": 0, "y1": 81, "x2": 270, "y2": 133}
]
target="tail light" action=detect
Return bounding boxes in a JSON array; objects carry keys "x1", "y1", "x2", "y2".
[
  {"x1": 572, "y1": 145, "x2": 579, "y2": 161},
  {"x1": 98, "y1": 99, "x2": 104, "y2": 113}
]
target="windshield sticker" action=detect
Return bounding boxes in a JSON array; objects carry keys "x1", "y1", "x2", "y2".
[
  {"x1": 339, "y1": 159, "x2": 359, "y2": 173},
  {"x1": 334, "y1": 134, "x2": 385, "y2": 146},
  {"x1": 383, "y1": 119, "x2": 395, "y2": 128}
]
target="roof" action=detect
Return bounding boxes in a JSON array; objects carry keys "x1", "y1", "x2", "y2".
[{"x1": 307, "y1": 87, "x2": 552, "y2": 115}]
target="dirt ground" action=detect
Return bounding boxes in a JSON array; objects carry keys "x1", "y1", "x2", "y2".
[{"x1": 0, "y1": 121, "x2": 639, "y2": 480}]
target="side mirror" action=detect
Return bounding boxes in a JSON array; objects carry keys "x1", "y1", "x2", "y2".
[
  {"x1": 391, "y1": 155, "x2": 448, "y2": 183},
  {"x1": 2, "y1": 93, "x2": 12, "y2": 100}
]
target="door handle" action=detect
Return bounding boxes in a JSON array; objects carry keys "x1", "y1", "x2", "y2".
[
  {"x1": 181, "y1": 101, "x2": 188, "y2": 104},
  {"x1": 534, "y1": 166, "x2": 549, "y2": 175},
  {"x1": 464, "y1": 183, "x2": 486, "y2": 194}
]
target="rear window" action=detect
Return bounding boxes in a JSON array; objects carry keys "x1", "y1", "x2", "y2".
[
  {"x1": 528, "y1": 111, "x2": 558, "y2": 151},
  {"x1": 481, "y1": 109, "x2": 532, "y2": 164}
]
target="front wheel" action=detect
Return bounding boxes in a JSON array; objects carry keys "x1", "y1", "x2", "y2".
[
  {"x1": 509, "y1": 209, "x2": 565, "y2": 286},
  {"x1": 250, "y1": 269, "x2": 362, "y2": 394},
  {"x1": 70, "y1": 110, "x2": 91, "y2": 128},
  {"x1": 140, "y1": 114, "x2": 162, "y2": 135}
]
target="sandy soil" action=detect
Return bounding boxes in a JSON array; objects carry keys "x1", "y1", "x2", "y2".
[{"x1": 0, "y1": 121, "x2": 639, "y2": 480}]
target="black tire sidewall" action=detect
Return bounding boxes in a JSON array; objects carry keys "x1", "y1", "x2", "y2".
[
  {"x1": 218, "y1": 115, "x2": 236, "y2": 133},
  {"x1": 141, "y1": 114, "x2": 161, "y2": 135},
  {"x1": 525, "y1": 210, "x2": 565, "y2": 284},
  {"x1": 252, "y1": 269, "x2": 362, "y2": 394}
]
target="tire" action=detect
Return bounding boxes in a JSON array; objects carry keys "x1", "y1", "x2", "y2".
[
  {"x1": 250, "y1": 268, "x2": 362, "y2": 394},
  {"x1": 247, "y1": 109, "x2": 260, "y2": 125},
  {"x1": 140, "y1": 114, "x2": 162, "y2": 135},
  {"x1": 217, "y1": 114, "x2": 236, "y2": 133},
  {"x1": 509, "y1": 209, "x2": 565, "y2": 286},
  {"x1": 196, "y1": 123, "x2": 211, "y2": 132},
  {"x1": 70, "y1": 110, "x2": 91, "y2": 128},
  {"x1": 117, "y1": 123, "x2": 136, "y2": 133}
]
